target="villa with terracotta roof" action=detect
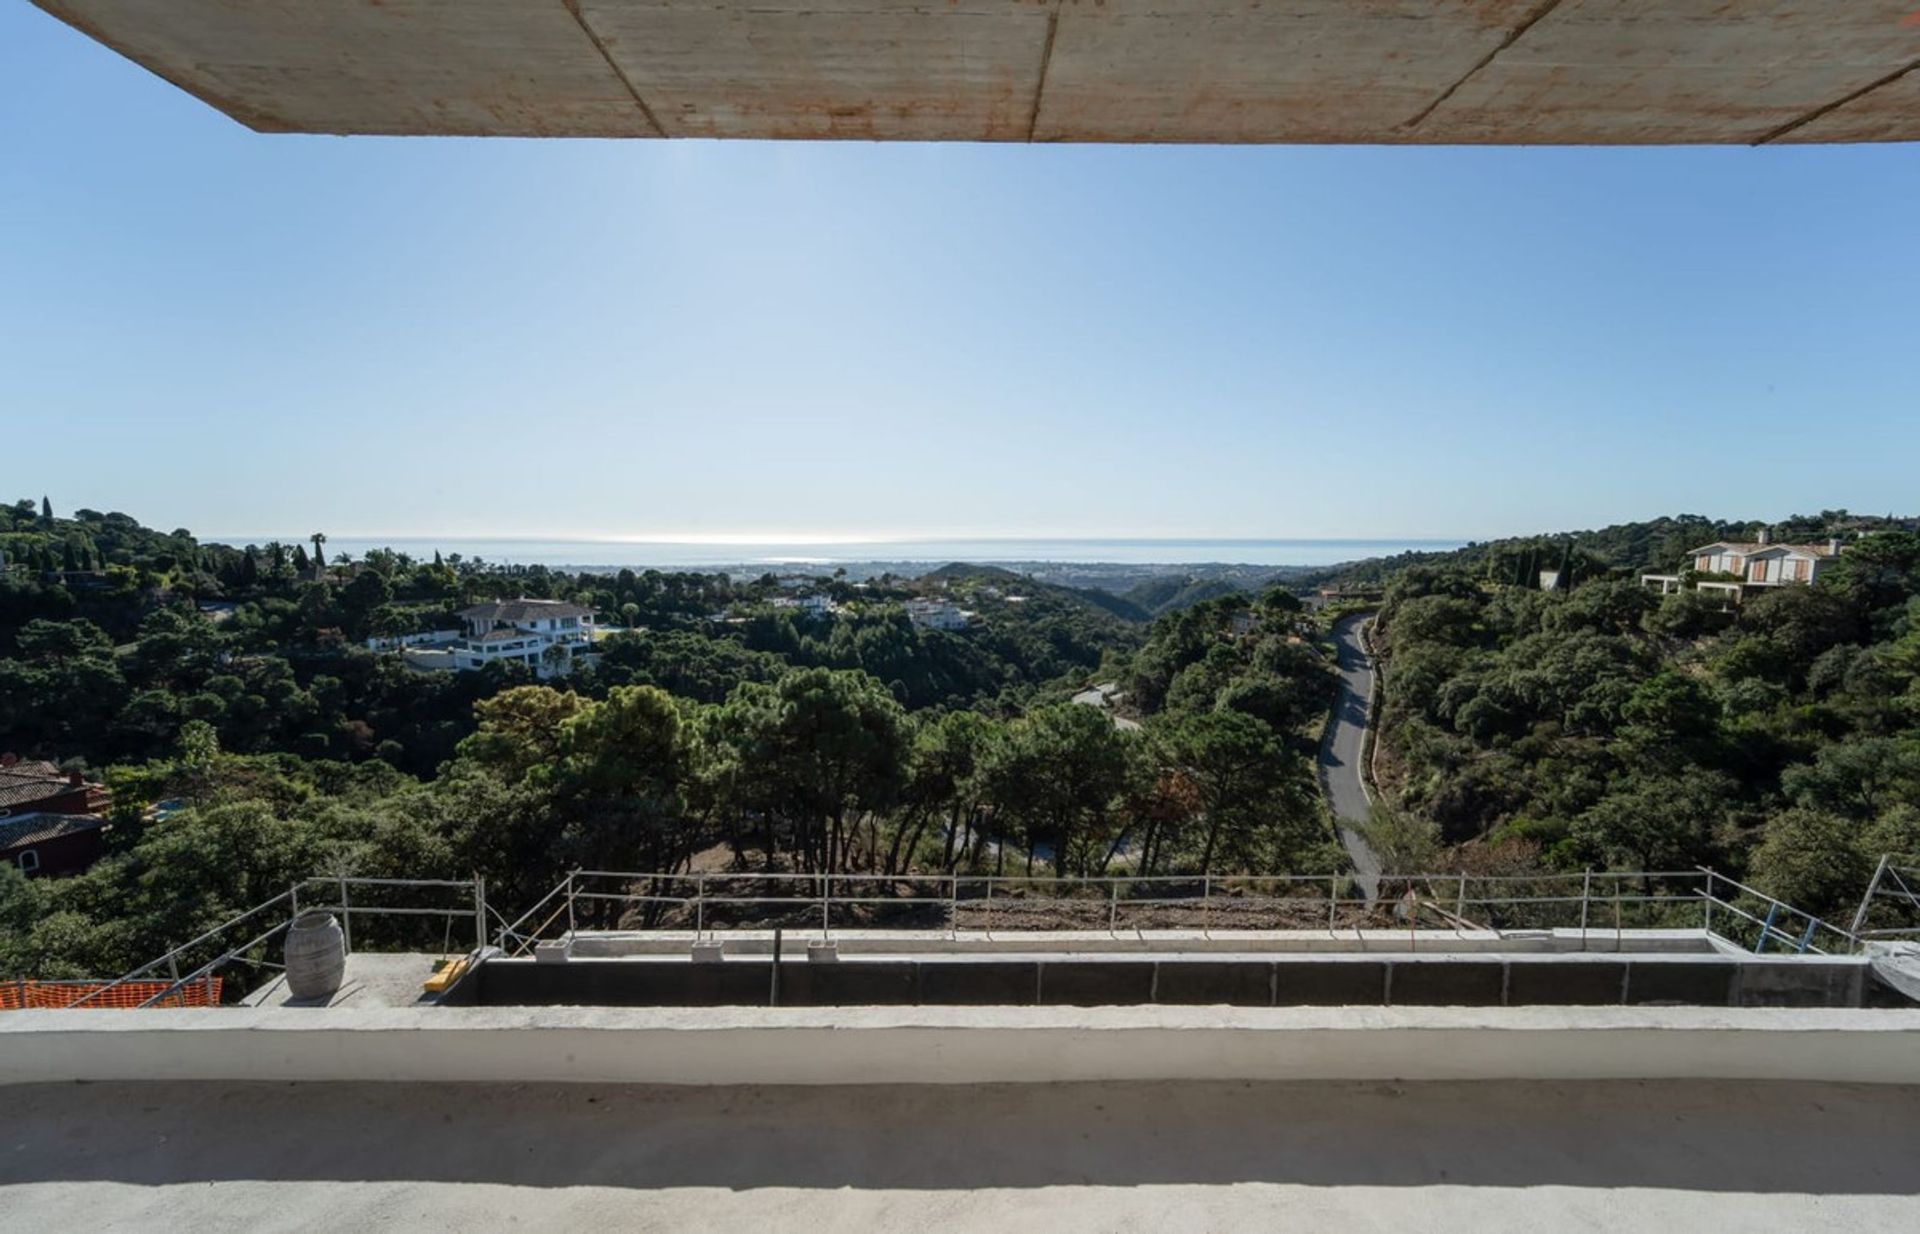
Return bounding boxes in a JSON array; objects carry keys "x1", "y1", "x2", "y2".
[
  {"x1": 0, "y1": 755, "x2": 112, "y2": 877},
  {"x1": 0, "y1": 756, "x2": 109, "y2": 820},
  {"x1": 1, "y1": 813, "x2": 108, "y2": 878},
  {"x1": 1642, "y1": 530, "x2": 1844, "y2": 601}
]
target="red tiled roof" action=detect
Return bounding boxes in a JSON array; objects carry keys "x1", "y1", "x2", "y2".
[
  {"x1": 0, "y1": 812, "x2": 105, "y2": 852},
  {"x1": 0, "y1": 760, "x2": 106, "y2": 812},
  {"x1": 1687, "y1": 541, "x2": 1840, "y2": 559}
]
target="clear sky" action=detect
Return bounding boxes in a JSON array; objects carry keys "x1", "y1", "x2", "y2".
[{"x1": 4, "y1": 5, "x2": 1917, "y2": 546}]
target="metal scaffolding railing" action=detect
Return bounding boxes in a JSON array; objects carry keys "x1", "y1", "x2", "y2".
[
  {"x1": 491, "y1": 866, "x2": 1864, "y2": 958},
  {"x1": 60, "y1": 861, "x2": 1884, "y2": 1005},
  {"x1": 62, "y1": 876, "x2": 487, "y2": 1010},
  {"x1": 1850, "y1": 855, "x2": 1920, "y2": 942}
]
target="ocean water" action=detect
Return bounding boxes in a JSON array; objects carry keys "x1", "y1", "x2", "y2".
[{"x1": 209, "y1": 536, "x2": 1464, "y2": 570}]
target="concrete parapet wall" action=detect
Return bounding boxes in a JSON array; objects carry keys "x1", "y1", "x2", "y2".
[
  {"x1": 467, "y1": 953, "x2": 1906, "y2": 1011},
  {"x1": 7, "y1": 1005, "x2": 1920, "y2": 1088}
]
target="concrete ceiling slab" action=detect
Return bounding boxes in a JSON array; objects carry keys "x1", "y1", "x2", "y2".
[
  {"x1": 35, "y1": 0, "x2": 661, "y2": 137},
  {"x1": 1775, "y1": 57, "x2": 1920, "y2": 143},
  {"x1": 1035, "y1": 1, "x2": 1540, "y2": 144},
  {"x1": 579, "y1": 1, "x2": 1052, "y2": 140},
  {"x1": 1418, "y1": 0, "x2": 1920, "y2": 145},
  {"x1": 30, "y1": 0, "x2": 1920, "y2": 144}
]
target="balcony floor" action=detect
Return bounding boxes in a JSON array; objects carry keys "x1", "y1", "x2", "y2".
[{"x1": 4, "y1": 1078, "x2": 1918, "y2": 1231}]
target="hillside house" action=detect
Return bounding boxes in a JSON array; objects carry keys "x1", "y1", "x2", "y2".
[
  {"x1": 2, "y1": 813, "x2": 109, "y2": 878},
  {"x1": 771, "y1": 594, "x2": 837, "y2": 617},
  {"x1": 905, "y1": 598, "x2": 972, "y2": 631},
  {"x1": 0, "y1": 756, "x2": 110, "y2": 820},
  {"x1": 1642, "y1": 531, "x2": 1843, "y2": 600},
  {"x1": 0, "y1": 756, "x2": 112, "y2": 877},
  {"x1": 443, "y1": 599, "x2": 598, "y2": 677}
]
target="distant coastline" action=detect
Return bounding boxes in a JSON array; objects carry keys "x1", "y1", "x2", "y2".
[{"x1": 203, "y1": 536, "x2": 1466, "y2": 573}]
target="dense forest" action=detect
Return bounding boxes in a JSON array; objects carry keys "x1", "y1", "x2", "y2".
[
  {"x1": 1362, "y1": 512, "x2": 1920, "y2": 920},
  {"x1": 8, "y1": 497, "x2": 1917, "y2": 981},
  {"x1": 0, "y1": 500, "x2": 1340, "y2": 980}
]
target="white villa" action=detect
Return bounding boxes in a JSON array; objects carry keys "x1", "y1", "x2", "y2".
[
  {"x1": 451, "y1": 599, "x2": 596, "y2": 675},
  {"x1": 771, "y1": 594, "x2": 837, "y2": 617},
  {"x1": 1642, "y1": 531, "x2": 1843, "y2": 601},
  {"x1": 378, "y1": 598, "x2": 598, "y2": 677},
  {"x1": 906, "y1": 598, "x2": 972, "y2": 631}
]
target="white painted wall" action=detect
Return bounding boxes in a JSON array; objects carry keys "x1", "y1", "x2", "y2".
[{"x1": 6, "y1": 1006, "x2": 1920, "y2": 1087}]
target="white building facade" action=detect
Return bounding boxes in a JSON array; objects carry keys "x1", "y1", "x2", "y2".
[
  {"x1": 1642, "y1": 533, "x2": 1843, "y2": 600},
  {"x1": 905, "y1": 598, "x2": 972, "y2": 631},
  {"x1": 448, "y1": 599, "x2": 597, "y2": 677}
]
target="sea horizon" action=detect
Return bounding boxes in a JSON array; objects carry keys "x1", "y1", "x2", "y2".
[{"x1": 203, "y1": 535, "x2": 1468, "y2": 571}]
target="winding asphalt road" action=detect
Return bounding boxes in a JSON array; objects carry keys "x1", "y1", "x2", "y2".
[{"x1": 1319, "y1": 612, "x2": 1384, "y2": 900}]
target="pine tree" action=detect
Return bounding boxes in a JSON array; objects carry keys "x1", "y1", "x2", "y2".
[{"x1": 1556, "y1": 539, "x2": 1576, "y2": 590}]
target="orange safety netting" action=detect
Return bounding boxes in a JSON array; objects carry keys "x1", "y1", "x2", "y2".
[{"x1": 0, "y1": 978, "x2": 223, "y2": 1009}]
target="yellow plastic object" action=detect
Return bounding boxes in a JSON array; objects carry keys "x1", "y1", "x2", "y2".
[{"x1": 422, "y1": 957, "x2": 469, "y2": 994}]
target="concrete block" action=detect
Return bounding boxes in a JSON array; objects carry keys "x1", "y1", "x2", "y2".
[
  {"x1": 775, "y1": 962, "x2": 918, "y2": 1007},
  {"x1": 1504, "y1": 961, "x2": 1628, "y2": 1007},
  {"x1": 807, "y1": 941, "x2": 840, "y2": 963},
  {"x1": 1734, "y1": 962, "x2": 1861, "y2": 1009},
  {"x1": 1864, "y1": 970, "x2": 1920, "y2": 1008},
  {"x1": 1626, "y1": 962, "x2": 1736, "y2": 1007},
  {"x1": 1274, "y1": 961, "x2": 1386, "y2": 1006},
  {"x1": 1152, "y1": 961, "x2": 1275, "y2": 1007},
  {"x1": 1386, "y1": 961, "x2": 1506, "y2": 1007},
  {"x1": 533, "y1": 940, "x2": 572, "y2": 964},
  {"x1": 1037, "y1": 962, "x2": 1156, "y2": 1007},
  {"x1": 477, "y1": 959, "x2": 773, "y2": 1007},
  {"x1": 690, "y1": 941, "x2": 726, "y2": 964},
  {"x1": 646, "y1": 963, "x2": 774, "y2": 1007},
  {"x1": 915, "y1": 962, "x2": 1038, "y2": 1006}
]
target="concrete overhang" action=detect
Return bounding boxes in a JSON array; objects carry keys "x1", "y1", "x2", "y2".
[{"x1": 33, "y1": 1, "x2": 1920, "y2": 145}]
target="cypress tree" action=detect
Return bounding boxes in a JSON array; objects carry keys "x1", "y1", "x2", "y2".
[
  {"x1": 40, "y1": 496, "x2": 52, "y2": 523},
  {"x1": 62, "y1": 541, "x2": 79, "y2": 572}
]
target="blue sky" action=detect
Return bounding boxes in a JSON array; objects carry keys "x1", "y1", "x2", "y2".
[{"x1": 4, "y1": 5, "x2": 1917, "y2": 546}]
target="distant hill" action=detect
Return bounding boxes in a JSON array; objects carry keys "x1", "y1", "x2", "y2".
[
  {"x1": 917, "y1": 562, "x2": 1150, "y2": 623},
  {"x1": 1305, "y1": 510, "x2": 1919, "y2": 588},
  {"x1": 1119, "y1": 575, "x2": 1247, "y2": 618}
]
